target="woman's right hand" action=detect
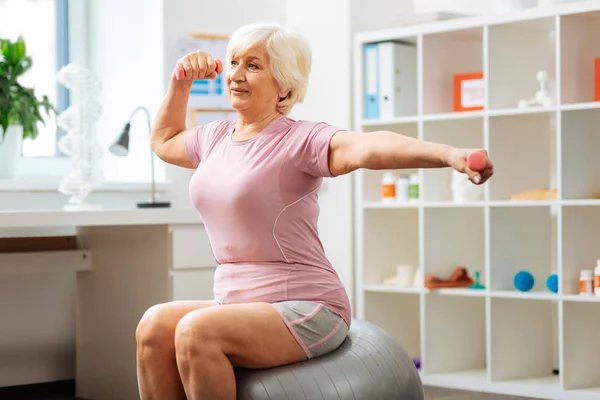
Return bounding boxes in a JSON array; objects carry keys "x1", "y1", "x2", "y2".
[{"x1": 173, "y1": 51, "x2": 223, "y2": 82}]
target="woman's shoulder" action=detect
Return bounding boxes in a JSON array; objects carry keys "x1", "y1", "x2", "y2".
[{"x1": 279, "y1": 117, "x2": 340, "y2": 135}]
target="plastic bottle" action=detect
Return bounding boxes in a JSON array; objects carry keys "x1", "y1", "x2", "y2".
[
  {"x1": 594, "y1": 260, "x2": 600, "y2": 297},
  {"x1": 579, "y1": 269, "x2": 594, "y2": 295},
  {"x1": 381, "y1": 172, "x2": 396, "y2": 203},
  {"x1": 395, "y1": 175, "x2": 409, "y2": 202},
  {"x1": 408, "y1": 173, "x2": 419, "y2": 202}
]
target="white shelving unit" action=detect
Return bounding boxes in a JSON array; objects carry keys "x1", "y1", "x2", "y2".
[{"x1": 353, "y1": 2, "x2": 600, "y2": 399}]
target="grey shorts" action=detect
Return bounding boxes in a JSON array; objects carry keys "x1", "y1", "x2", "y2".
[{"x1": 271, "y1": 301, "x2": 349, "y2": 359}]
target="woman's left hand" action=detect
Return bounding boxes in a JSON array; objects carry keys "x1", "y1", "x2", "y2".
[{"x1": 449, "y1": 148, "x2": 494, "y2": 185}]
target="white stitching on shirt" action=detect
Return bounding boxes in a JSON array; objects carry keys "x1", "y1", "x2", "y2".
[{"x1": 272, "y1": 185, "x2": 320, "y2": 263}]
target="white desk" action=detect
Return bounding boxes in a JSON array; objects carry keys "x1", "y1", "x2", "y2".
[{"x1": 0, "y1": 208, "x2": 217, "y2": 400}]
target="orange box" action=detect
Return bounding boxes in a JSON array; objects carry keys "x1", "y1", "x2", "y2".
[{"x1": 453, "y1": 72, "x2": 484, "y2": 112}]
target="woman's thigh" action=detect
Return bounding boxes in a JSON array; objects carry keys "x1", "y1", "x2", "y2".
[
  {"x1": 174, "y1": 301, "x2": 349, "y2": 369},
  {"x1": 175, "y1": 302, "x2": 309, "y2": 369}
]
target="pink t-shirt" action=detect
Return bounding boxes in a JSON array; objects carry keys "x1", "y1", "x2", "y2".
[{"x1": 183, "y1": 115, "x2": 352, "y2": 327}]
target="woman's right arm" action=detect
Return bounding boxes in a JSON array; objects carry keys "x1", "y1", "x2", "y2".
[{"x1": 151, "y1": 51, "x2": 223, "y2": 169}]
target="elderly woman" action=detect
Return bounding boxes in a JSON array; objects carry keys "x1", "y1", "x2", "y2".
[{"x1": 138, "y1": 22, "x2": 493, "y2": 400}]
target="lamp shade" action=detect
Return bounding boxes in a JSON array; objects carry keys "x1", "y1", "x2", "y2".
[{"x1": 109, "y1": 123, "x2": 131, "y2": 156}]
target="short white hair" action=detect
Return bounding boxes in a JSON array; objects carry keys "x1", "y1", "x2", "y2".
[{"x1": 227, "y1": 22, "x2": 311, "y2": 115}]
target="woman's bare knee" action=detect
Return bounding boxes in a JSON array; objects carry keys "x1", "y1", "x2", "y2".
[
  {"x1": 174, "y1": 310, "x2": 216, "y2": 359},
  {"x1": 137, "y1": 301, "x2": 218, "y2": 350}
]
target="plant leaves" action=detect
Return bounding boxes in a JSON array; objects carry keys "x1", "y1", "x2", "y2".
[{"x1": 0, "y1": 35, "x2": 56, "y2": 141}]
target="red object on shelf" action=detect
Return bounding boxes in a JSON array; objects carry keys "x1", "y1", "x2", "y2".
[{"x1": 453, "y1": 72, "x2": 484, "y2": 112}]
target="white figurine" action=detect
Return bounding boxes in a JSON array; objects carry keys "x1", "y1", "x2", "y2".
[
  {"x1": 518, "y1": 71, "x2": 553, "y2": 108},
  {"x1": 56, "y1": 62, "x2": 104, "y2": 211}
]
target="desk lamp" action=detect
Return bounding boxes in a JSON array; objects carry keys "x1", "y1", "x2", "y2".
[{"x1": 109, "y1": 106, "x2": 171, "y2": 208}]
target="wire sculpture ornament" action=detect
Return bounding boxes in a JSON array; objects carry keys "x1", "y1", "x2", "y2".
[{"x1": 56, "y1": 62, "x2": 104, "y2": 211}]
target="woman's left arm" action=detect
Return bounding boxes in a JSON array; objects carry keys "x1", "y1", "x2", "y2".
[{"x1": 328, "y1": 130, "x2": 493, "y2": 184}]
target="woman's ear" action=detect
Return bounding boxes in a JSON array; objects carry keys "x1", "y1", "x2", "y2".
[{"x1": 278, "y1": 87, "x2": 290, "y2": 99}]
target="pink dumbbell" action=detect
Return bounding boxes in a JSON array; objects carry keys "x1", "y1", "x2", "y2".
[{"x1": 467, "y1": 151, "x2": 486, "y2": 172}]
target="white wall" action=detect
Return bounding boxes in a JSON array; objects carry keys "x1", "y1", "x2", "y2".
[{"x1": 286, "y1": 0, "x2": 355, "y2": 307}]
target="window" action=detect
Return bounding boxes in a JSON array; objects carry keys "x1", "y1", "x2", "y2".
[{"x1": 0, "y1": 0, "x2": 70, "y2": 158}]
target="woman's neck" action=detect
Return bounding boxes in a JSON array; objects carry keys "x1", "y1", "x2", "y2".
[{"x1": 233, "y1": 111, "x2": 282, "y2": 140}]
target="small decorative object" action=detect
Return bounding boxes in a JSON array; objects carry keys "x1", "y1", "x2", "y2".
[
  {"x1": 546, "y1": 273, "x2": 558, "y2": 294},
  {"x1": 514, "y1": 270, "x2": 535, "y2": 292},
  {"x1": 0, "y1": 36, "x2": 55, "y2": 179},
  {"x1": 109, "y1": 106, "x2": 171, "y2": 208},
  {"x1": 510, "y1": 187, "x2": 557, "y2": 201},
  {"x1": 408, "y1": 173, "x2": 420, "y2": 202},
  {"x1": 412, "y1": 357, "x2": 421, "y2": 370},
  {"x1": 425, "y1": 266, "x2": 474, "y2": 289},
  {"x1": 579, "y1": 269, "x2": 594, "y2": 296},
  {"x1": 396, "y1": 265, "x2": 414, "y2": 286},
  {"x1": 517, "y1": 71, "x2": 553, "y2": 108},
  {"x1": 469, "y1": 270, "x2": 485, "y2": 290},
  {"x1": 381, "y1": 171, "x2": 396, "y2": 203},
  {"x1": 451, "y1": 170, "x2": 484, "y2": 203},
  {"x1": 594, "y1": 260, "x2": 600, "y2": 297},
  {"x1": 453, "y1": 72, "x2": 484, "y2": 112},
  {"x1": 395, "y1": 174, "x2": 410, "y2": 202},
  {"x1": 382, "y1": 265, "x2": 414, "y2": 287},
  {"x1": 56, "y1": 62, "x2": 104, "y2": 211}
]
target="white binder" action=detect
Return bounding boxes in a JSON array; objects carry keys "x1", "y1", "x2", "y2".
[{"x1": 378, "y1": 41, "x2": 417, "y2": 119}]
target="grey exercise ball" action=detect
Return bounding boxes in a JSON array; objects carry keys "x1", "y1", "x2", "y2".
[{"x1": 234, "y1": 319, "x2": 425, "y2": 400}]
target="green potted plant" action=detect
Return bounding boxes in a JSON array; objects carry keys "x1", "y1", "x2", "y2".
[{"x1": 0, "y1": 35, "x2": 55, "y2": 178}]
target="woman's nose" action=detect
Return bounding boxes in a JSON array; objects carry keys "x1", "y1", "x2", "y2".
[{"x1": 230, "y1": 66, "x2": 245, "y2": 82}]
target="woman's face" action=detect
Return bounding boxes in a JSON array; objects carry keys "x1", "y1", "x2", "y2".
[{"x1": 226, "y1": 46, "x2": 283, "y2": 115}]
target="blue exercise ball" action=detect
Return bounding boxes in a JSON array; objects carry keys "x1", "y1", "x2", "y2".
[
  {"x1": 546, "y1": 274, "x2": 558, "y2": 293},
  {"x1": 514, "y1": 271, "x2": 535, "y2": 292}
]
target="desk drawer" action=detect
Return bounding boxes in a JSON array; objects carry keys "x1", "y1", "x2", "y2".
[
  {"x1": 170, "y1": 224, "x2": 215, "y2": 269},
  {"x1": 171, "y1": 268, "x2": 215, "y2": 301}
]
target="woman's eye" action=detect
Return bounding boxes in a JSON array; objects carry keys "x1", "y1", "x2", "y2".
[{"x1": 249, "y1": 64, "x2": 258, "y2": 69}]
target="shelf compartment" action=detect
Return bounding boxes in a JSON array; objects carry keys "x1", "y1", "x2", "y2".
[
  {"x1": 561, "y1": 108, "x2": 600, "y2": 201},
  {"x1": 488, "y1": 17, "x2": 557, "y2": 110},
  {"x1": 423, "y1": 295, "x2": 486, "y2": 375},
  {"x1": 489, "y1": 112, "x2": 557, "y2": 201},
  {"x1": 423, "y1": 207, "x2": 485, "y2": 288},
  {"x1": 561, "y1": 205, "x2": 600, "y2": 296},
  {"x1": 360, "y1": 123, "x2": 418, "y2": 204},
  {"x1": 362, "y1": 208, "x2": 419, "y2": 287},
  {"x1": 422, "y1": 28, "x2": 484, "y2": 115},
  {"x1": 489, "y1": 298, "x2": 560, "y2": 398},
  {"x1": 489, "y1": 206, "x2": 558, "y2": 294},
  {"x1": 364, "y1": 291, "x2": 421, "y2": 359},
  {"x1": 560, "y1": 11, "x2": 600, "y2": 105},
  {"x1": 422, "y1": 118, "x2": 484, "y2": 203},
  {"x1": 362, "y1": 38, "x2": 418, "y2": 121},
  {"x1": 563, "y1": 301, "x2": 600, "y2": 393}
]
